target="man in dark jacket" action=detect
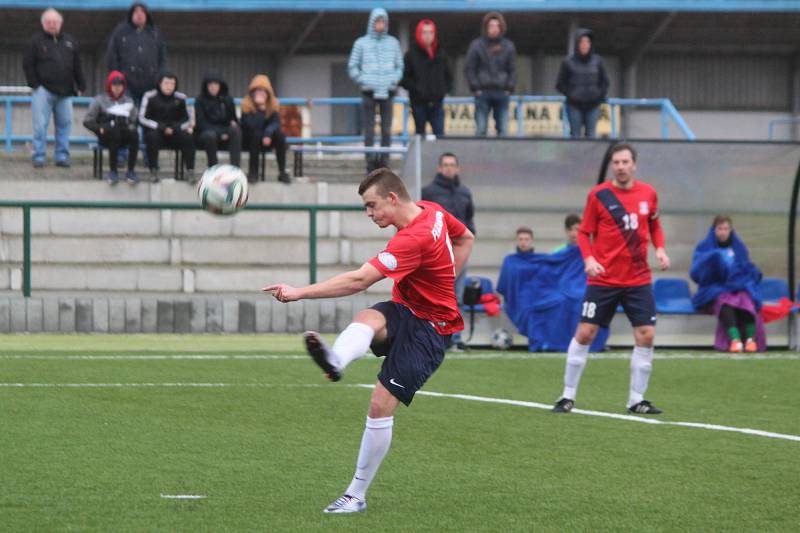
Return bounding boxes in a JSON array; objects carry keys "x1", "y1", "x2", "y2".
[
  {"x1": 195, "y1": 75, "x2": 241, "y2": 168},
  {"x1": 139, "y1": 72, "x2": 195, "y2": 182},
  {"x1": 556, "y1": 28, "x2": 610, "y2": 138},
  {"x1": 464, "y1": 12, "x2": 516, "y2": 136},
  {"x1": 401, "y1": 19, "x2": 452, "y2": 136},
  {"x1": 23, "y1": 8, "x2": 86, "y2": 168},
  {"x1": 421, "y1": 152, "x2": 475, "y2": 349},
  {"x1": 106, "y1": 3, "x2": 166, "y2": 104}
]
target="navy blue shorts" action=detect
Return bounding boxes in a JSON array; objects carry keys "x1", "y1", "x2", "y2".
[
  {"x1": 580, "y1": 284, "x2": 656, "y2": 329},
  {"x1": 369, "y1": 301, "x2": 451, "y2": 406}
]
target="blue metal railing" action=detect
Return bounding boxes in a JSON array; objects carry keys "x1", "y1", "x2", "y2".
[{"x1": 1, "y1": 94, "x2": 695, "y2": 153}]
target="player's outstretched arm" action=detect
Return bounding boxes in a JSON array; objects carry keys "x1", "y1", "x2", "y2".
[
  {"x1": 451, "y1": 228, "x2": 475, "y2": 277},
  {"x1": 262, "y1": 262, "x2": 385, "y2": 303}
]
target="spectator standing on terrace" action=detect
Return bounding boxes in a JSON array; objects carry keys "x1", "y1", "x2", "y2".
[
  {"x1": 106, "y1": 3, "x2": 166, "y2": 105},
  {"x1": 83, "y1": 71, "x2": 139, "y2": 185},
  {"x1": 422, "y1": 152, "x2": 475, "y2": 350},
  {"x1": 401, "y1": 19, "x2": 452, "y2": 136},
  {"x1": 240, "y1": 74, "x2": 290, "y2": 184},
  {"x1": 556, "y1": 28, "x2": 610, "y2": 138},
  {"x1": 195, "y1": 74, "x2": 241, "y2": 168},
  {"x1": 23, "y1": 8, "x2": 86, "y2": 168},
  {"x1": 348, "y1": 7, "x2": 403, "y2": 172},
  {"x1": 464, "y1": 12, "x2": 516, "y2": 136}
]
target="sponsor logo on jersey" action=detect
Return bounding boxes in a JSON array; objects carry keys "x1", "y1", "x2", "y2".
[
  {"x1": 639, "y1": 201, "x2": 649, "y2": 216},
  {"x1": 431, "y1": 210, "x2": 444, "y2": 241},
  {"x1": 378, "y1": 252, "x2": 397, "y2": 271}
]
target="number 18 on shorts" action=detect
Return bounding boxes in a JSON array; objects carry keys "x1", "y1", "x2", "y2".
[{"x1": 579, "y1": 284, "x2": 657, "y2": 329}]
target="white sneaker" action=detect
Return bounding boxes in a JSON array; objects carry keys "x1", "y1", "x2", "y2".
[{"x1": 323, "y1": 494, "x2": 366, "y2": 514}]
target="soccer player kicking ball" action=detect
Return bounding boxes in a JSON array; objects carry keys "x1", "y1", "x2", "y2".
[
  {"x1": 553, "y1": 143, "x2": 670, "y2": 415},
  {"x1": 264, "y1": 168, "x2": 474, "y2": 513}
]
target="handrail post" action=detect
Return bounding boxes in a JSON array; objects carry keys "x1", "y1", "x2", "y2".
[
  {"x1": 402, "y1": 101, "x2": 409, "y2": 138},
  {"x1": 660, "y1": 101, "x2": 669, "y2": 139},
  {"x1": 5, "y1": 99, "x2": 12, "y2": 153},
  {"x1": 515, "y1": 96, "x2": 523, "y2": 137},
  {"x1": 610, "y1": 103, "x2": 618, "y2": 138},
  {"x1": 309, "y1": 207, "x2": 317, "y2": 284},
  {"x1": 23, "y1": 205, "x2": 31, "y2": 297}
]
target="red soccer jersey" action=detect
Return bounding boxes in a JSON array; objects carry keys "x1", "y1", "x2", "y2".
[
  {"x1": 577, "y1": 180, "x2": 666, "y2": 287},
  {"x1": 368, "y1": 201, "x2": 467, "y2": 335}
]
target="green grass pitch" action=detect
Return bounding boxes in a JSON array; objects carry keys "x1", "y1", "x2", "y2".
[{"x1": 1, "y1": 334, "x2": 798, "y2": 532}]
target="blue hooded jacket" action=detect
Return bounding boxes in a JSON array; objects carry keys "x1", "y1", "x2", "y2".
[
  {"x1": 348, "y1": 8, "x2": 403, "y2": 99},
  {"x1": 690, "y1": 225, "x2": 763, "y2": 310}
]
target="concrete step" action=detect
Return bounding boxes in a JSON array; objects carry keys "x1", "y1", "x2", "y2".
[{"x1": 0, "y1": 150, "x2": 402, "y2": 183}]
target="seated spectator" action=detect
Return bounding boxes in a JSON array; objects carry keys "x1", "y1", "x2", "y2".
[
  {"x1": 139, "y1": 71, "x2": 195, "y2": 182},
  {"x1": 691, "y1": 215, "x2": 766, "y2": 353},
  {"x1": 553, "y1": 214, "x2": 581, "y2": 253},
  {"x1": 240, "y1": 74, "x2": 290, "y2": 184},
  {"x1": 83, "y1": 70, "x2": 139, "y2": 185},
  {"x1": 195, "y1": 74, "x2": 241, "y2": 168},
  {"x1": 497, "y1": 226, "x2": 609, "y2": 352},
  {"x1": 515, "y1": 226, "x2": 535, "y2": 254}
]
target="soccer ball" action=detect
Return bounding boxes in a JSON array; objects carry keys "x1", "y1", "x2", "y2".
[
  {"x1": 198, "y1": 164, "x2": 249, "y2": 215},
  {"x1": 490, "y1": 328, "x2": 513, "y2": 350}
]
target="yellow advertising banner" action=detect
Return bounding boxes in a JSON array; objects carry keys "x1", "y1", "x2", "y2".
[{"x1": 392, "y1": 101, "x2": 619, "y2": 137}]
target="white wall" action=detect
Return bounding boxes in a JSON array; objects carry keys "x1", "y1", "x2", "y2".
[
  {"x1": 626, "y1": 110, "x2": 790, "y2": 141},
  {"x1": 276, "y1": 55, "x2": 347, "y2": 135}
]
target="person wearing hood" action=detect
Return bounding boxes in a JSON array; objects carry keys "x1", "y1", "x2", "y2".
[
  {"x1": 106, "y1": 2, "x2": 167, "y2": 104},
  {"x1": 556, "y1": 29, "x2": 610, "y2": 138},
  {"x1": 139, "y1": 71, "x2": 195, "y2": 182},
  {"x1": 690, "y1": 215, "x2": 766, "y2": 353},
  {"x1": 83, "y1": 71, "x2": 140, "y2": 185},
  {"x1": 421, "y1": 152, "x2": 475, "y2": 350},
  {"x1": 240, "y1": 74, "x2": 290, "y2": 184},
  {"x1": 195, "y1": 75, "x2": 241, "y2": 168},
  {"x1": 400, "y1": 19, "x2": 452, "y2": 136},
  {"x1": 464, "y1": 12, "x2": 516, "y2": 136},
  {"x1": 23, "y1": 8, "x2": 86, "y2": 168},
  {"x1": 348, "y1": 8, "x2": 403, "y2": 172}
]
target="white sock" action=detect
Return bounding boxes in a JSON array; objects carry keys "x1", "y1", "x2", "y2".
[
  {"x1": 628, "y1": 345, "x2": 654, "y2": 407},
  {"x1": 562, "y1": 338, "x2": 589, "y2": 400},
  {"x1": 330, "y1": 322, "x2": 375, "y2": 370},
  {"x1": 344, "y1": 416, "x2": 394, "y2": 501}
]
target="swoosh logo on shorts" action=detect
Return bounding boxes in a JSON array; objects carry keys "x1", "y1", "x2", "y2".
[{"x1": 389, "y1": 378, "x2": 406, "y2": 389}]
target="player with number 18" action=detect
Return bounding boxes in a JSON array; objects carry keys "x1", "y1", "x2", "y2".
[{"x1": 552, "y1": 143, "x2": 671, "y2": 415}]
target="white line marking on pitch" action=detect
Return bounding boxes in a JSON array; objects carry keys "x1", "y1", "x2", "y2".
[
  {"x1": 2, "y1": 381, "x2": 797, "y2": 443},
  {"x1": 2, "y1": 352, "x2": 799, "y2": 361},
  {"x1": 160, "y1": 494, "x2": 206, "y2": 500},
  {"x1": 409, "y1": 388, "x2": 800, "y2": 443}
]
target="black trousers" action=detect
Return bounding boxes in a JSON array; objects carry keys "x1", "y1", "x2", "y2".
[
  {"x1": 143, "y1": 129, "x2": 196, "y2": 171},
  {"x1": 97, "y1": 127, "x2": 138, "y2": 172},
  {"x1": 361, "y1": 92, "x2": 393, "y2": 171},
  {"x1": 719, "y1": 304, "x2": 754, "y2": 333},
  {"x1": 197, "y1": 125, "x2": 242, "y2": 167},
  {"x1": 243, "y1": 128, "x2": 287, "y2": 176}
]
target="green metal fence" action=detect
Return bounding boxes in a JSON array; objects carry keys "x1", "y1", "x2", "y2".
[{"x1": 0, "y1": 200, "x2": 365, "y2": 297}]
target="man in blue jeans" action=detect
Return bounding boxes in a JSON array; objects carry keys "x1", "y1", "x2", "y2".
[
  {"x1": 23, "y1": 8, "x2": 85, "y2": 168},
  {"x1": 464, "y1": 12, "x2": 516, "y2": 136}
]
